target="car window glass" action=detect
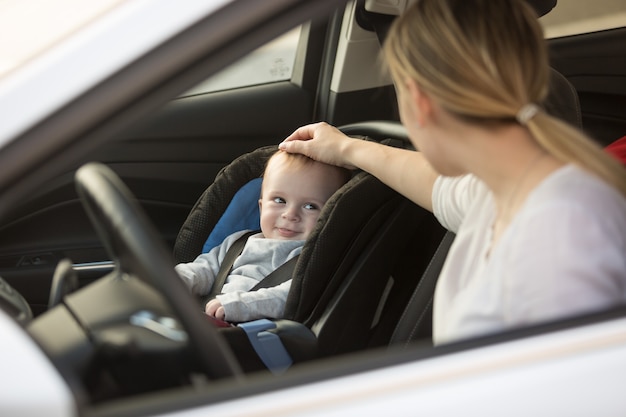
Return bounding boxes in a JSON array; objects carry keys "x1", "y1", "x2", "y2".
[
  {"x1": 182, "y1": 26, "x2": 301, "y2": 96},
  {"x1": 540, "y1": 0, "x2": 626, "y2": 38}
]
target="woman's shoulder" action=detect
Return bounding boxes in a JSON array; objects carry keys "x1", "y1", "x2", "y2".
[
  {"x1": 519, "y1": 164, "x2": 626, "y2": 242},
  {"x1": 532, "y1": 164, "x2": 626, "y2": 214},
  {"x1": 503, "y1": 165, "x2": 625, "y2": 288}
]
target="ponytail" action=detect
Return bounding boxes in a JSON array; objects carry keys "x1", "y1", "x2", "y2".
[{"x1": 528, "y1": 111, "x2": 626, "y2": 197}]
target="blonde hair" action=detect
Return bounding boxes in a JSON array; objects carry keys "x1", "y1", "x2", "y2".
[
  {"x1": 383, "y1": 0, "x2": 626, "y2": 196},
  {"x1": 263, "y1": 150, "x2": 352, "y2": 189}
]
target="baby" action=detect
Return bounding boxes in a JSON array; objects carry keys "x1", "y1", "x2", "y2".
[{"x1": 175, "y1": 150, "x2": 351, "y2": 322}]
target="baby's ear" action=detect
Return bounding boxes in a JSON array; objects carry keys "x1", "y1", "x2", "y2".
[{"x1": 258, "y1": 199, "x2": 263, "y2": 211}]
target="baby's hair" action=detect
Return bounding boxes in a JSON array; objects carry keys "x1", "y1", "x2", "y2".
[{"x1": 263, "y1": 150, "x2": 352, "y2": 187}]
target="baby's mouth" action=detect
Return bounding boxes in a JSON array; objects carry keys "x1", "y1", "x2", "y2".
[{"x1": 277, "y1": 227, "x2": 299, "y2": 238}]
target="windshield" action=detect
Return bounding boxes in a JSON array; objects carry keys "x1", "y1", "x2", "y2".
[{"x1": 0, "y1": 0, "x2": 125, "y2": 80}]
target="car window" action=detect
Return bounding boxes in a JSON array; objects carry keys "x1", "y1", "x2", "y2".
[
  {"x1": 182, "y1": 26, "x2": 302, "y2": 96},
  {"x1": 540, "y1": 0, "x2": 626, "y2": 38}
]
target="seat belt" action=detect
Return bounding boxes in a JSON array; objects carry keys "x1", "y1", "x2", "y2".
[
  {"x1": 249, "y1": 255, "x2": 299, "y2": 291},
  {"x1": 204, "y1": 230, "x2": 257, "y2": 303},
  {"x1": 388, "y1": 231, "x2": 456, "y2": 347}
]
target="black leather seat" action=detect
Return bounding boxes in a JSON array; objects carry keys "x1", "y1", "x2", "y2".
[{"x1": 172, "y1": 133, "x2": 446, "y2": 372}]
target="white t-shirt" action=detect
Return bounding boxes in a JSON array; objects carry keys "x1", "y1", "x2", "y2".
[{"x1": 432, "y1": 165, "x2": 626, "y2": 345}]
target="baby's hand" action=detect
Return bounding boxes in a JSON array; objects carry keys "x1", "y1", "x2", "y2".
[{"x1": 205, "y1": 298, "x2": 226, "y2": 320}]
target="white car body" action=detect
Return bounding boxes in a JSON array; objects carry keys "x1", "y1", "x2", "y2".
[
  {"x1": 0, "y1": 0, "x2": 231, "y2": 149},
  {"x1": 158, "y1": 316, "x2": 626, "y2": 417},
  {"x1": 0, "y1": 311, "x2": 73, "y2": 417},
  {"x1": 0, "y1": 2, "x2": 231, "y2": 416},
  {"x1": 0, "y1": 1, "x2": 625, "y2": 416}
]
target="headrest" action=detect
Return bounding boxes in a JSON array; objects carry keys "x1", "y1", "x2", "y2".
[
  {"x1": 202, "y1": 178, "x2": 261, "y2": 253},
  {"x1": 544, "y1": 68, "x2": 582, "y2": 129},
  {"x1": 364, "y1": 0, "x2": 557, "y2": 18},
  {"x1": 173, "y1": 146, "x2": 275, "y2": 263},
  {"x1": 526, "y1": 0, "x2": 557, "y2": 17}
]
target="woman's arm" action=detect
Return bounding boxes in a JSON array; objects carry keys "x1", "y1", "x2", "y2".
[{"x1": 280, "y1": 122, "x2": 438, "y2": 211}]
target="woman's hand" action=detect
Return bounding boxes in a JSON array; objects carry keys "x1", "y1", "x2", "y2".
[
  {"x1": 282, "y1": 121, "x2": 437, "y2": 211},
  {"x1": 279, "y1": 122, "x2": 357, "y2": 169}
]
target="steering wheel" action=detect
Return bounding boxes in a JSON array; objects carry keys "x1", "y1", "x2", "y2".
[{"x1": 74, "y1": 162, "x2": 242, "y2": 380}]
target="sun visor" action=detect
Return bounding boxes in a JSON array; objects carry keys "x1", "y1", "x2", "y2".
[{"x1": 365, "y1": 0, "x2": 557, "y2": 17}]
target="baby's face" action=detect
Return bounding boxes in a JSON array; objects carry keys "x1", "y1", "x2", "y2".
[{"x1": 259, "y1": 157, "x2": 341, "y2": 240}]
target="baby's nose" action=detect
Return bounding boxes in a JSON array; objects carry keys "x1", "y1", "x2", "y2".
[{"x1": 282, "y1": 205, "x2": 300, "y2": 221}]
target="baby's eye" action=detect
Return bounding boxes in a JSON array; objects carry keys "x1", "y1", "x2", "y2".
[
  {"x1": 273, "y1": 197, "x2": 286, "y2": 204},
  {"x1": 303, "y1": 203, "x2": 319, "y2": 210}
]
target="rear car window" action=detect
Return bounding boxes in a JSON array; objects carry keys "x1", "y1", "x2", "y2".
[
  {"x1": 183, "y1": 26, "x2": 301, "y2": 95},
  {"x1": 540, "y1": 0, "x2": 626, "y2": 38}
]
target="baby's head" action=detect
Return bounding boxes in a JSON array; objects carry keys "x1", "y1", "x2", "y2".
[{"x1": 259, "y1": 150, "x2": 351, "y2": 240}]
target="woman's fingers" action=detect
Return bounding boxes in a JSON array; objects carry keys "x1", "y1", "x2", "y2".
[
  {"x1": 280, "y1": 122, "x2": 355, "y2": 169},
  {"x1": 282, "y1": 122, "x2": 322, "y2": 143},
  {"x1": 278, "y1": 136, "x2": 305, "y2": 153}
]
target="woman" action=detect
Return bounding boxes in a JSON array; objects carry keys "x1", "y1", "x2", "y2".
[{"x1": 279, "y1": 0, "x2": 626, "y2": 344}]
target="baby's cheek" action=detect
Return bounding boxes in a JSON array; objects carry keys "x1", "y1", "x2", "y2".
[{"x1": 304, "y1": 215, "x2": 320, "y2": 232}]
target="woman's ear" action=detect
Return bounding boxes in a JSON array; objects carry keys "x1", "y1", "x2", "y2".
[{"x1": 405, "y1": 78, "x2": 433, "y2": 127}]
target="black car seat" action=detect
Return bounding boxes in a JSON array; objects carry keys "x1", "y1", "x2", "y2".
[
  {"x1": 282, "y1": 135, "x2": 445, "y2": 357},
  {"x1": 172, "y1": 131, "x2": 446, "y2": 371}
]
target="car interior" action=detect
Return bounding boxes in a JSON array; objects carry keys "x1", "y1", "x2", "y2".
[{"x1": 0, "y1": 0, "x2": 624, "y2": 414}]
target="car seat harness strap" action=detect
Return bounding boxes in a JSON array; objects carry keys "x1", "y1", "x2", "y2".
[
  {"x1": 238, "y1": 319, "x2": 293, "y2": 374},
  {"x1": 206, "y1": 230, "x2": 257, "y2": 300},
  {"x1": 203, "y1": 231, "x2": 299, "y2": 305}
]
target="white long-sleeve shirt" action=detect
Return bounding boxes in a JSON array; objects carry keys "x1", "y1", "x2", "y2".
[
  {"x1": 175, "y1": 230, "x2": 303, "y2": 322},
  {"x1": 432, "y1": 165, "x2": 626, "y2": 345}
]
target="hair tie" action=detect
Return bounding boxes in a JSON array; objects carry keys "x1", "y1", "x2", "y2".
[{"x1": 516, "y1": 103, "x2": 540, "y2": 126}]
